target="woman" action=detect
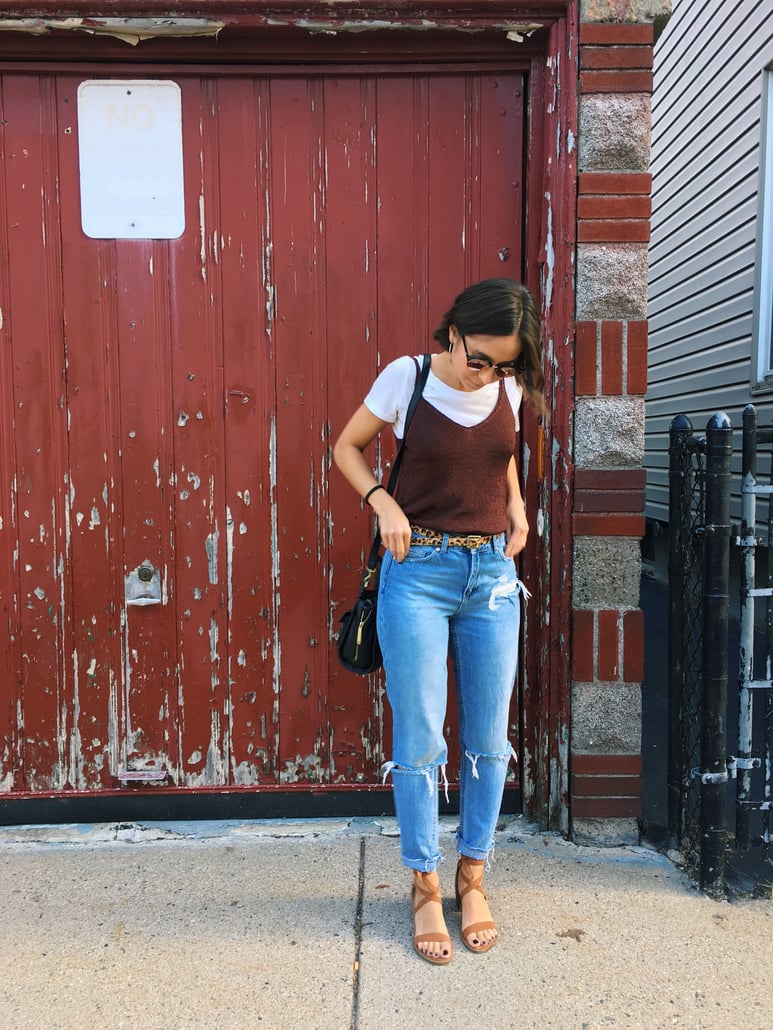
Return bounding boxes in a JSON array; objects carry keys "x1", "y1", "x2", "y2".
[{"x1": 333, "y1": 278, "x2": 544, "y2": 965}]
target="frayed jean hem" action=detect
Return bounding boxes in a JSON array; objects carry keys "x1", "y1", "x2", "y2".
[
  {"x1": 455, "y1": 836, "x2": 494, "y2": 864},
  {"x1": 402, "y1": 855, "x2": 445, "y2": 874}
]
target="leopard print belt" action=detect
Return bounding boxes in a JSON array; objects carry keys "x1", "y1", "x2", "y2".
[{"x1": 409, "y1": 524, "x2": 496, "y2": 549}]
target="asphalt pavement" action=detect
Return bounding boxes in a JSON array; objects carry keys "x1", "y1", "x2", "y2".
[{"x1": 0, "y1": 815, "x2": 770, "y2": 1030}]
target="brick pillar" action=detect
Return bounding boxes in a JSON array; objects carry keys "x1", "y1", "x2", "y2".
[{"x1": 571, "y1": 16, "x2": 656, "y2": 845}]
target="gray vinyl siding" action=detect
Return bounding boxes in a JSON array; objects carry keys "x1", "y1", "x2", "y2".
[{"x1": 646, "y1": 0, "x2": 773, "y2": 523}]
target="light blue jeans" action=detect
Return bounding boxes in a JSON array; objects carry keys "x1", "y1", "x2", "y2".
[{"x1": 377, "y1": 532, "x2": 524, "y2": 872}]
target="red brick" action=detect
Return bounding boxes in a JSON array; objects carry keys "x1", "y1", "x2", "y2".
[
  {"x1": 580, "y1": 46, "x2": 653, "y2": 71},
  {"x1": 623, "y1": 608, "x2": 644, "y2": 682},
  {"x1": 578, "y1": 196, "x2": 651, "y2": 219},
  {"x1": 578, "y1": 172, "x2": 652, "y2": 196},
  {"x1": 572, "y1": 513, "x2": 646, "y2": 537},
  {"x1": 574, "y1": 488, "x2": 644, "y2": 513},
  {"x1": 575, "y1": 320, "x2": 599, "y2": 396},
  {"x1": 572, "y1": 795, "x2": 642, "y2": 818},
  {"x1": 572, "y1": 753, "x2": 642, "y2": 776},
  {"x1": 580, "y1": 23, "x2": 654, "y2": 46},
  {"x1": 578, "y1": 220, "x2": 651, "y2": 243},
  {"x1": 601, "y1": 321, "x2": 624, "y2": 345},
  {"x1": 597, "y1": 609, "x2": 619, "y2": 681},
  {"x1": 574, "y1": 469, "x2": 646, "y2": 490},
  {"x1": 626, "y1": 320, "x2": 648, "y2": 394},
  {"x1": 571, "y1": 773, "x2": 643, "y2": 797},
  {"x1": 601, "y1": 321, "x2": 623, "y2": 395},
  {"x1": 580, "y1": 70, "x2": 654, "y2": 93},
  {"x1": 572, "y1": 609, "x2": 595, "y2": 682}
]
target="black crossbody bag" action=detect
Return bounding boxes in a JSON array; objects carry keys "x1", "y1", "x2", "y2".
[{"x1": 337, "y1": 355, "x2": 431, "y2": 675}]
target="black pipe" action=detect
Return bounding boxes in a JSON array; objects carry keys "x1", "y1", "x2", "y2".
[
  {"x1": 668, "y1": 414, "x2": 694, "y2": 846},
  {"x1": 700, "y1": 411, "x2": 732, "y2": 897},
  {"x1": 737, "y1": 404, "x2": 757, "y2": 850}
]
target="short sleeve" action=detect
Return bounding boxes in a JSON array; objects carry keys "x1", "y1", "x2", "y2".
[{"x1": 364, "y1": 356, "x2": 419, "y2": 437}]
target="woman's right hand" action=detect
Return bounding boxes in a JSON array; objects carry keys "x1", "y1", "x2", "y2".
[
  {"x1": 332, "y1": 403, "x2": 412, "y2": 560},
  {"x1": 369, "y1": 490, "x2": 412, "y2": 562}
]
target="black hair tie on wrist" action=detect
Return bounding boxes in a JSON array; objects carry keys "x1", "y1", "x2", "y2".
[{"x1": 364, "y1": 484, "x2": 385, "y2": 504}]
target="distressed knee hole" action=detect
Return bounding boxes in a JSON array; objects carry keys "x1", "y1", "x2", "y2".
[
  {"x1": 463, "y1": 745, "x2": 518, "y2": 779},
  {"x1": 381, "y1": 760, "x2": 450, "y2": 801}
]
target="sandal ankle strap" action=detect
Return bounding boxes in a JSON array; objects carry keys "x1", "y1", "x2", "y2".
[
  {"x1": 412, "y1": 872, "x2": 442, "y2": 912},
  {"x1": 456, "y1": 858, "x2": 487, "y2": 900}
]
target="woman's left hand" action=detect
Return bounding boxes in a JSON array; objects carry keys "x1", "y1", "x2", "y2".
[{"x1": 504, "y1": 501, "x2": 529, "y2": 557}]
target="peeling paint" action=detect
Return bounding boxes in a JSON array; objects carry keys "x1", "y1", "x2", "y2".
[
  {"x1": 280, "y1": 752, "x2": 325, "y2": 784},
  {"x1": 205, "y1": 524, "x2": 219, "y2": 585},
  {"x1": 198, "y1": 192, "x2": 207, "y2": 275},
  {"x1": 543, "y1": 191, "x2": 554, "y2": 312},
  {"x1": 269, "y1": 415, "x2": 281, "y2": 694},
  {"x1": 232, "y1": 760, "x2": 260, "y2": 785},
  {"x1": 226, "y1": 505, "x2": 235, "y2": 620},
  {"x1": 69, "y1": 649, "x2": 83, "y2": 789},
  {"x1": 183, "y1": 710, "x2": 226, "y2": 787},
  {"x1": 0, "y1": 17, "x2": 224, "y2": 45},
  {"x1": 209, "y1": 618, "x2": 220, "y2": 690},
  {"x1": 107, "y1": 668, "x2": 119, "y2": 778}
]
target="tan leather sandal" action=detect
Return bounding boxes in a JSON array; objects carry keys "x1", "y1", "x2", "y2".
[
  {"x1": 412, "y1": 872, "x2": 453, "y2": 966},
  {"x1": 455, "y1": 857, "x2": 498, "y2": 954}
]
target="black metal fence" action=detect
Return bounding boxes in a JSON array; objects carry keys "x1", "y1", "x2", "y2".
[{"x1": 668, "y1": 406, "x2": 772, "y2": 897}]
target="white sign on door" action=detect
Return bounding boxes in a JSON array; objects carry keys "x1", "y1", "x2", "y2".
[{"x1": 77, "y1": 80, "x2": 185, "y2": 240}]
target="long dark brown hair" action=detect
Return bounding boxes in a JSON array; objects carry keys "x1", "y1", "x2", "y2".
[{"x1": 434, "y1": 278, "x2": 545, "y2": 413}]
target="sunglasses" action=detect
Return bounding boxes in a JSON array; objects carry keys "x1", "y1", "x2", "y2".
[{"x1": 460, "y1": 335, "x2": 520, "y2": 378}]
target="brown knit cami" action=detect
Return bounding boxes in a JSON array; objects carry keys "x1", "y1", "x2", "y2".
[{"x1": 393, "y1": 375, "x2": 517, "y2": 535}]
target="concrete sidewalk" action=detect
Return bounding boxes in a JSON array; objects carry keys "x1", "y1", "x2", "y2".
[{"x1": 0, "y1": 817, "x2": 770, "y2": 1030}]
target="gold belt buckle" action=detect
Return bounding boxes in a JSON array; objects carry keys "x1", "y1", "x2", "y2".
[{"x1": 464, "y1": 534, "x2": 487, "y2": 548}]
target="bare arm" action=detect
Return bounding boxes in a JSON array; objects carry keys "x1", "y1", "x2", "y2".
[
  {"x1": 332, "y1": 404, "x2": 413, "y2": 562},
  {"x1": 505, "y1": 455, "x2": 529, "y2": 557}
]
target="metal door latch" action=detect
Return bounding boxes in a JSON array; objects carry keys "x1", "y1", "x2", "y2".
[
  {"x1": 726, "y1": 756, "x2": 762, "y2": 777},
  {"x1": 125, "y1": 564, "x2": 162, "y2": 606},
  {"x1": 691, "y1": 767, "x2": 729, "y2": 784}
]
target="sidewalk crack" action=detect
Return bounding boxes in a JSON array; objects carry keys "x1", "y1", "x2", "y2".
[{"x1": 350, "y1": 835, "x2": 366, "y2": 1030}]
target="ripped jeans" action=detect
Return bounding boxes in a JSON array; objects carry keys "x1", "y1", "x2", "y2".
[{"x1": 377, "y1": 532, "x2": 524, "y2": 872}]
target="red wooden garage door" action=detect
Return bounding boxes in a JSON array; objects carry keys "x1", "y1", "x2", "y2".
[{"x1": 0, "y1": 66, "x2": 526, "y2": 796}]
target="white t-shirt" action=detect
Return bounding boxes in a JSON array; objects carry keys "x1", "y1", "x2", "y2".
[{"x1": 364, "y1": 355, "x2": 522, "y2": 439}]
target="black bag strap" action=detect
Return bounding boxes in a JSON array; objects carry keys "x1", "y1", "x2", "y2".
[
  {"x1": 364, "y1": 354, "x2": 431, "y2": 577},
  {"x1": 385, "y1": 354, "x2": 431, "y2": 495}
]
